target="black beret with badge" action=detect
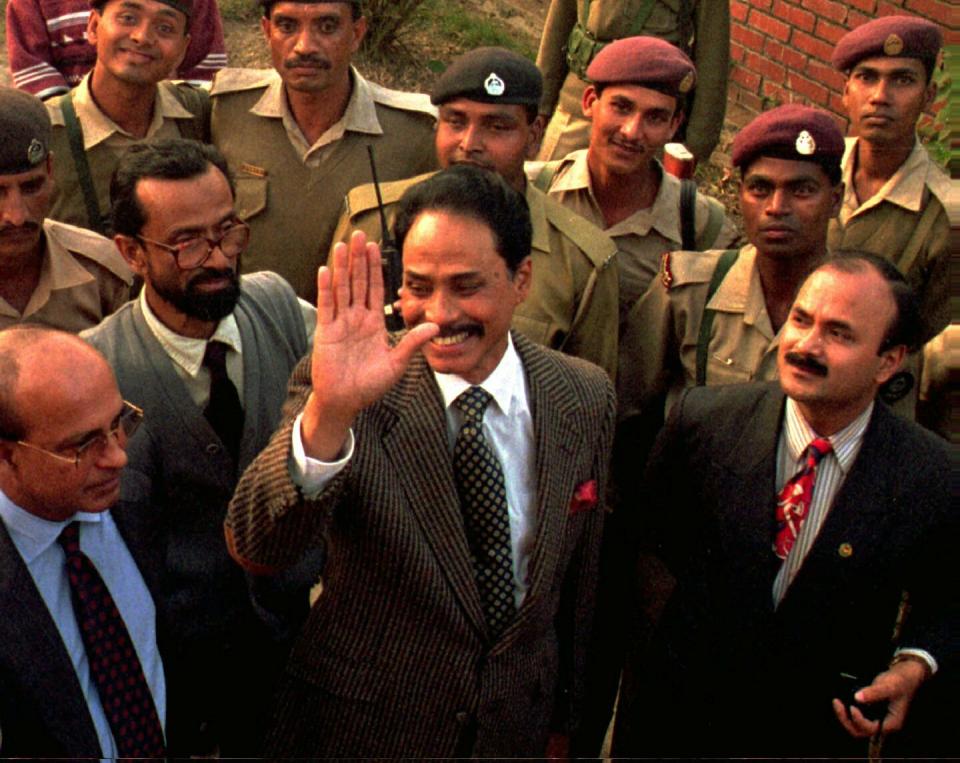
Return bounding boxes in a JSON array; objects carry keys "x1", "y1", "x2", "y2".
[
  {"x1": 731, "y1": 103, "x2": 845, "y2": 173},
  {"x1": 431, "y1": 47, "x2": 542, "y2": 107},
  {"x1": 586, "y1": 35, "x2": 697, "y2": 98},
  {"x1": 0, "y1": 87, "x2": 51, "y2": 176},
  {"x1": 832, "y1": 15, "x2": 943, "y2": 77}
]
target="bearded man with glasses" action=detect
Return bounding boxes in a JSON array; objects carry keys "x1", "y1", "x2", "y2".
[
  {"x1": 82, "y1": 138, "x2": 318, "y2": 756},
  {"x1": 0, "y1": 325, "x2": 166, "y2": 757}
]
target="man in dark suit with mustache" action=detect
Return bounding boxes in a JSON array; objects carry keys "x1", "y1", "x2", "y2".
[
  {"x1": 226, "y1": 165, "x2": 615, "y2": 757},
  {"x1": 613, "y1": 252, "x2": 952, "y2": 757}
]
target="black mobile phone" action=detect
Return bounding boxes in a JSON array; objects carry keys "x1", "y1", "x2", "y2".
[{"x1": 836, "y1": 672, "x2": 889, "y2": 723}]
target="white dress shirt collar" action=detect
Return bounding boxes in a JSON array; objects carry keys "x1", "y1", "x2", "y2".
[
  {"x1": 139, "y1": 288, "x2": 242, "y2": 379},
  {"x1": 432, "y1": 333, "x2": 524, "y2": 416},
  {"x1": 0, "y1": 488, "x2": 104, "y2": 564},
  {"x1": 783, "y1": 396, "x2": 873, "y2": 475}
]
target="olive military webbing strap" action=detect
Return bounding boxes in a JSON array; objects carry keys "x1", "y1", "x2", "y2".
[
  {"x1": 533, "y1": 160, "x2": 563, "y2": 193},
  {"x1": 697, "y1": 196, "x2": 727, "y2": 251},
  {"x1": 680, "y1": 178, "x2": 697, "y2": 251},
  {"x1": 695, "y1": 248, "x2": 740, "y2": 386},
  {"x1": 173, "y1": 84, "x2": 212, "y2": 143},
  {"x1": 59, "y1": 94, "x2": 108, "y2": 236},
  {"x1": 568, "y1": 0, "x2": 659, "y2": 79},
  {"x1": 580, "y1": 0, "x2": 659, "y2": 37}
]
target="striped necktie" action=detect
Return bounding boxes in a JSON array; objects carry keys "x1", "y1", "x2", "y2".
[{"x1": 773, "y1": 437, "x2": 833, "y2": 560}]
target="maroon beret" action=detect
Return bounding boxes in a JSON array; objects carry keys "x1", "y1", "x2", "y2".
[
  {"x1": 832, "y1": 16, "x2": 943, "y2": 74},
  {"x1": 586, "y1": 36, "x2": 696, "y2": 97},
  {"x1": 91, "y1": 0, "x2": 193, "y2": 17},
  {"x1": 732, "y1": 104, "x2": 845, "y2": 172}
]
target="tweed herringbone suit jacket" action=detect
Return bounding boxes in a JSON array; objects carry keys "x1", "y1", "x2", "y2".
[
  {"x1": 226, "y1": 332, "x2": 615, "y2": 757},
  {"x1": 613, "y1": 382, "x2": 954, "y2": 758}
]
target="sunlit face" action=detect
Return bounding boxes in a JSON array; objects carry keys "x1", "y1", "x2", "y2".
[
  {"x1": 1, "y1": 349, "x2": 128, "y2": 520},
  {"x1": 88, "y1": 0, "x2": 189, "y2": 86},
  {"x1": 262, "y1": 2, "x2": 365, "y2": 93},
  {"x1": 842, "y1": 56, "x2": 933, "y2": 147},
  {"x1": 739, "y1": 156, "x2": 841, "y2": 260},
  {"x1": 116, "y1": 164, "x2": 241, "y2": 328},
  {"x1": 778, "y1": 266, "x2": 903, "y2": 428},
  {"x1": 399, "y1": 210, "x2": 531, "y2": 383},
  {"x1": 0, "y1": 157, "x2": 53, "y2": 261},
  {"x1": 583, "y1": 83, "x2": 681, "y2": 176},
  {"x1": 434, "y1": 100, "x2": 543, "y2": 192}
]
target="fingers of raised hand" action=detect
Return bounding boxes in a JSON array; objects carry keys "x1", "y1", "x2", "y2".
[{"x1": 832, "y1": 698, "x2": 877, "y2": 738}]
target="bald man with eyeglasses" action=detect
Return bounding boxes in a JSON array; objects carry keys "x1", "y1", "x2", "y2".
[
  {"x1": 0, "y1": 325, "x2": 167, "y2": 757},
  {"x1": 81, "y1": 138, "x2": 318, "y2": 756}
]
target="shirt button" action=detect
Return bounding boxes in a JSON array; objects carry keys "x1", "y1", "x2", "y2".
[
  {"x1": 206, "y1": 443, "x2": 221, "y2": 455},
  {"x1": 455, "y1": 711, "x2": 470, "y2": 724}
]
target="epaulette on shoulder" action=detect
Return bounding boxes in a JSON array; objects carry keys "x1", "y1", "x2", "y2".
[
  {"x1": 658, "y1": 249, "x2": 725, "y2": 291},
  {"x1": 45, "y1": 93, "x2": 67, "y2": 126},
  {"x1": 538, "y1": 190, "x2": 616, "y2": 269},
  {"x1": 210, "y1": 68, "x2": 275, "y2": 96},
  {"x1": 343, "y1": 171, "x2": 436, "y2": 219},
  {"x1": 366, "y1": 80, "x2": 437, "y2": 119},
  {"x1": 46, "y1": 220, "x2": 133, "y2": 283}
]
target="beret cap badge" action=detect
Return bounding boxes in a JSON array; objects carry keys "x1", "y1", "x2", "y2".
[
  {"x1": 27, "y1": 138, "x2": 45, "y2": 166},
  {"x1": 678, "y1": 71, "x2": 695, "y2": 94},
  {"x1": 883, "y1": 33, "x2": 904, "y2": 56},
  {"x1": 795, "y1": 130, "x2": 816, "y2": 156},
  {"x1": 484, "y1": 72, "x2": 505, "y2": 97}
]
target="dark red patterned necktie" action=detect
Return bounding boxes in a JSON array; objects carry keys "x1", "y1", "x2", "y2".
[
  {"x1": 773, "y1": 437, "x2": 833, "y2": 560},
  {"x1": 57, "y1": 522, "x2": 166, "y2": 758}
]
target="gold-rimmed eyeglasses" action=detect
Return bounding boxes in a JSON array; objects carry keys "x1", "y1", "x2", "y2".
[
  {"x1": 15, "y1": 401, "x2": 144, "y2": 469},
  {"x1": 137, "y1": 221, "x2": 250, "y2": 270}
]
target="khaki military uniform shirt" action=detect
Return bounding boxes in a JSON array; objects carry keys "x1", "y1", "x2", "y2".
[
  {"x1": 0, "y1": 219, "x2": 132, "y2": 331},
  {"x1": 618, "y1": 244, "x2": 780, "y2": 420},
  {"x1": 526, "y1": 150, "x2": 738, "y2": 320},
  {"x1": 536, "y1": 0, "x2": 729, "y2": 162},
  {"x1": 46, "y1": 74, "x2": 202, "y2": 230},
  {"x1": 210, "y1": 67, "x2": 438, "y2": 302},
  {"x1": 332, "y1": 172, "x2": 620, "y2": 379},
  {"x1": 829, "y1": 137, "x2": 950, "y2": 343}
]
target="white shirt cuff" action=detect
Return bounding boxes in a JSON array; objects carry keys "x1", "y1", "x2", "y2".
[
  {"x1": 289, "y1": 413, "x2": 354, "y2": 498},
  {"x1": 894, "y1": 648, "x2": 937, "y2": 676}
]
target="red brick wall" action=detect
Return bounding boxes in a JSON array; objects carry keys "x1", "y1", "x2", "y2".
[{"x1": 727, "y1": 0, "x2": 956, "y2": 129}]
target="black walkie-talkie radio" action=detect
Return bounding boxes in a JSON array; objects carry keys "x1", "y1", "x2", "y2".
[{"x1": 366, "y1": 145, "x2": 404, "y2": 331}]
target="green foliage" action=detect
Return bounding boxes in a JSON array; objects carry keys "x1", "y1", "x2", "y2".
[
  {"x1": 359, "y1": 0, "x2": 429, "y2": 55},
  {"x1": 919, "y1": 44, "x2": 953, "y2": 173},
  {"x1": 427, "y1": 0, "x2": 534, "y2": 59},
  {"x1": 218, "y1": 0, "x2": 259, "y2": 22}
]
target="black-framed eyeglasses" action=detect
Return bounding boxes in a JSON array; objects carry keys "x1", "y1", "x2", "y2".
[
  {"x1": 15, "y1": 401, "x2": 144, "y2": 469},
  {"x1": 137, "y1": 221, "x2": 250, "y2": 270}
]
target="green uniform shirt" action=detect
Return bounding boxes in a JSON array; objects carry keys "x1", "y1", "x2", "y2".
[
  {"x1": 536, "y1": 0, "x2": 729, "y2": 162},
  {"x1": 829, "y1": 137, "x2": 950, "y2": 343},
  {"x1": 46, "y1": 75, "x2": 208, "y2": 232},
  {"x1": 332, "y1": 172, "x2": 620, "y2": 379},
  {"x1": 210, "y1": 67, "x2": 438, "y2": 302}
]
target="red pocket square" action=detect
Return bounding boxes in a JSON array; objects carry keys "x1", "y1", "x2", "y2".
[{"x1": 569, "y1": 479, "x2": 598, "y2": 514}]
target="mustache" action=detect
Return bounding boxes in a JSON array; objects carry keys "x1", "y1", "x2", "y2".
[
  {"x1": 0, "y1": 222, "x2": 40, "y2": 235},
  {"x1": 187, "y1": 267, "x2": 238, "y2": 288},
  {"x1": 784, "y1": 351, "x2": 828, "y2": 377},
  {"x1": 284, "y1": 55, "x2": 331, "y2": 70},
  {"x1": 436, "y1": 322, "x2": 484, "y2": 339}
]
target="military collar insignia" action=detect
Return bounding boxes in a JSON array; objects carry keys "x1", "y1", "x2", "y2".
[
  {"x1": 795, "y1": 130, "x2": 816, "y2": 156},
  {"x1": 27, "y1": 138, "x2": 45, "y2": 166},
  {"x1": 484, "y1": 72, "x2": 506, "y2": 97},
  {"x1": 883, "y1": 33, "x2": 904, "y2": 56},
  {"x1": 678, "y1": 71, "x2": 695, "y2": 94}
]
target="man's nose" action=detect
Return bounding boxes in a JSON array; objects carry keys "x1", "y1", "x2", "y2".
[{"x1": 1, "y1": 189, "x2": 29, "y2": 227}]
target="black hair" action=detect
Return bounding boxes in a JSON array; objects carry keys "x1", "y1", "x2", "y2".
[
  {"x1": 392, "y1": 165, "x2": 532, "y2": 274},
  {"x1": 110, "y1": 139, "x2": 234, "y2": 237},
  {"x1": 825, "y1": 251, "x2": 922, "y2": 354},
  {"x1": 262, "y1": 0, "x2": 361, "y2": 20},
  {"x1": 90, "y1": 0, "x2": 192, "y2": 33}
]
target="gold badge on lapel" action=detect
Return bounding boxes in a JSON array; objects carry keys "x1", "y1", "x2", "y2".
[
  {"x1": 838, "y1": 542, "x2": 853, "y2": 558},
  {"x1": 883, "y1": 34, "x2": 904, "y2": 56}
]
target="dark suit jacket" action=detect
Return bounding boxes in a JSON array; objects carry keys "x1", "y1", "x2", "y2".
[
  {"x1": 614, "y1": 382, "x2": 954, "y2": 758},
  {"x1": 0, "y1": 504, "x2": 164, "y2": 757},
  {"x1": 225, "y1": 333, "x2": 616, "y2": 758}
]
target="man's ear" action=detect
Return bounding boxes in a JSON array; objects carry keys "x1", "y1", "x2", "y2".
[
  {"x1": 114, "y1": 234, "x2": 148, "y2": 278},
  {"x1": 260, "y1": 14, "x2": 271, "y2": 43},
  {"x1": 351, "y1": 15, "x2": 368, "y2": 51},
  {"x1": 581, "y1": 85, "x2": 599, "y2": 118},
  {"x1": 86, "y1": 9, "x2": 101, "y2": 44},
  {"x1": 923, "y1": 80, "x2": 937, "y2": 111},
  {"x1": 875, "y1": 344, "x2": 907, "y2": 386},
  {"x1": 526, "y1": 114, "x2": 546, "y2": 160},
  {"x1": 512, "y1": 256, "x2": 533, "y2": 304},
  {"x1": 830, "y1": 181, "x2": 844, "y2": 218}
]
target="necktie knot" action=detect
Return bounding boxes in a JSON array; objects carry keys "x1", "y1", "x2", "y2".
[
  {"x1": 805, "y1": 437, "x2": 833, "y2": 466},
  {"x1": 57, "y1": 521, "x2": 81, "y2": 555},
  {"x1": 454, "y1": 386, "x2": 492, "y2": 426},
  {"x1": 203, "y1": 340, "x2": 230, "y2": 379}
]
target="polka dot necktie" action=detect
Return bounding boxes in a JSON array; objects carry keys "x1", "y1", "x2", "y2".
[
  {"x1": 453, "y1": 386, "x2": 516, "y2": 638},
  {"x1": 57, "y1": 522, "x2": 166, "y2": 758},
  {"x1": 773, "y1": 437, "x2": 833, "y2": 560}
]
